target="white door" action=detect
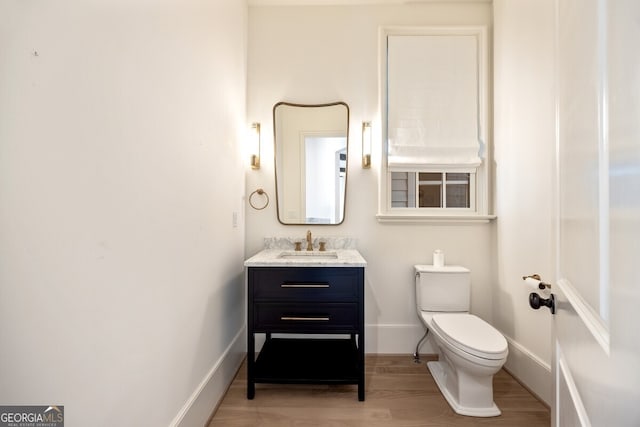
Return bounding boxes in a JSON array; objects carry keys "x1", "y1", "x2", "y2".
[{"x1": 553, "y1": 0, "x2": 640, "y2": 425}]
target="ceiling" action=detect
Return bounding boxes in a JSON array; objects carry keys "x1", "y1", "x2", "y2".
[{"x1": 248, "y1": 0, "x2": 491, "y2": 5}]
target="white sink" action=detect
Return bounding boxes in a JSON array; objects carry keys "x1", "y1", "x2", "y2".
[
  {"x1": 278, "y1": 251, "x2": 339, "y2": 259},
  {"x1": 244, "y1": 248, "x2": 366, "y2": 267}
]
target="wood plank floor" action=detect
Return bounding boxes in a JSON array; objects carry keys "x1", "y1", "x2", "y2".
[{"x1": 208, "y1": 354, "x2": 550, "y2": 426}]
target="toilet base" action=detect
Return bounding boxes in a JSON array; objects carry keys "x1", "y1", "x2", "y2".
[{"x1": 427, "y1": 360, "x2": 501, "y2": 417}]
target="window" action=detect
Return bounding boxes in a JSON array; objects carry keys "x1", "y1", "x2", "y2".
[
  {"x1": 391, "y1": 172, "x2": 475, "y2": 210},
  {"x1": 378, "y1": 27, "x2": 492, "y2": 222}
]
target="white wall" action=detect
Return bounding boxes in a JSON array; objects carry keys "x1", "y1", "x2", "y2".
[
  {"x1": 493, "y1": 0, "x2": 555, "y2": 404},
  {"x1": 0, "y1": 1, "x2": 247, "y2": 425},
  {"x1": 246, "y1": 4, "x2": 494, "y2": 355},
  {"x1": 247, "y1": 1, "x2": 556, "y2": 405}
]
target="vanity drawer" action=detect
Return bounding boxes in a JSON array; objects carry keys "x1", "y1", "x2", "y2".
[
  {"x1": 249, "y1": 267, "x2": 361, "y2": 301},
  {"x1": 253, "y1": 302, "x2": 359, "y2": 332}
]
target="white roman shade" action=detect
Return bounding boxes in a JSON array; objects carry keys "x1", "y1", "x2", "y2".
[{"x1": 387, "y1": 33, "x2": 482, "y2": 170}]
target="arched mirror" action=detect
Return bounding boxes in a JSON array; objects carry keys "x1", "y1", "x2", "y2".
[{"x1": 274, "y1": 102, "x2": 349, "y2": 225}]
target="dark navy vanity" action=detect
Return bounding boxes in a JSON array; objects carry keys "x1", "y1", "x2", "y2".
[{"x1": 244, "y1": 248, "x2": 366, "y2": 401}]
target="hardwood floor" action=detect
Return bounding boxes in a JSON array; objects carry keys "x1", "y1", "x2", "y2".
[{"x1": 207, "y1": 354, "x2": 550, "y2": 426}]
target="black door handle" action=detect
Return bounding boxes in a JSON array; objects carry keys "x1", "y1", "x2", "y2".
[{"x1": 529, "y1": 292, "x2": 556, "y2": 314}]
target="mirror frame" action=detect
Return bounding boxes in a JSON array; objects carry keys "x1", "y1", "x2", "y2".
[{"x1": 273, "y1": 101, "x2": 350, "y2": 225}]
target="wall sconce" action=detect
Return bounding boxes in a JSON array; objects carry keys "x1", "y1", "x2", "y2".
[
  {"x1": 250, "y1": 122, "x2": 261, "y2": 170},
  {"x1": 362, "y1": 121, "x2": 372, "y2": 169}
]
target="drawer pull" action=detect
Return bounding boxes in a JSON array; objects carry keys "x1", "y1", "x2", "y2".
[
  {"x1": 280, "y1": 316, "x2": 330, "y2": 321},
  {"x1": 280, "y1": 282, "x2": 330, "y2": 288}
]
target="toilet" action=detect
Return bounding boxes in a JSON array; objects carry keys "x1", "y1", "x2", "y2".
[{"x1": 415, "y1": 265, "x2": 508, "y2": 417}]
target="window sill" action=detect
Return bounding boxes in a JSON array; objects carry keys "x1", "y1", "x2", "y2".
[{"x1": 376, "y1": 213, "x2": 497, "y2": 224}]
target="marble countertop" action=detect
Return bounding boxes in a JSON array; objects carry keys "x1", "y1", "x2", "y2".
[{"x1": 244, "y1": 248, "x2": 367, "y2": 267}]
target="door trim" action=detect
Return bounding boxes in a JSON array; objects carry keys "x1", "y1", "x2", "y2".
[
  {"x1": 556, "y1": 344, "x2": 592, "y2": 426},
  {"x1": 556, "y1": 279, "x2": 610, "y2": 354}
]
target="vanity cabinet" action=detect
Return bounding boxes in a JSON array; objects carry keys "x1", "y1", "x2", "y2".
[{"x1": 246, "y1": 266, "x2": 365, "y2": 401}]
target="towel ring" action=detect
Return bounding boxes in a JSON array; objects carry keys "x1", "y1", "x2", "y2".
[{"x1": 249, "y1": 188, "x2": 269, "y2": 210}]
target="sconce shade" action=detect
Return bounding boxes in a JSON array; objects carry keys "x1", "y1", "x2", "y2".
[
  {"x1": 362, "y1": 121, "x2": 372, "y2": 169},
  {"x1": 250, "y1": 122, "x2": 261, "y2": 169}
]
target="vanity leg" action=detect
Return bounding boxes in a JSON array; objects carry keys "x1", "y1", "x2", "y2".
[
  {"x1": 247, "y1": 381, "x2": 255, "y2": 400},
  {"x1": 247, "y1": 331, "x2": 255, "y2": 399},
  {"x1": 358, "y1": 332, "x2": 365, "y2": 401}
]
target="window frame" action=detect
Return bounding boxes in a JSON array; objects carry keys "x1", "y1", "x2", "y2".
[
  {"x1": 377, "y1": 26, "x2": 494, "y2": 223},
  {"x1": 390, "y1": 170, "x2": 477, "y2": 210}
]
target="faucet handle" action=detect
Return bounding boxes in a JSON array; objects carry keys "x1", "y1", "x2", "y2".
[
  {"x1": 294, "y1": 241, "x2": 302, "y2": 251},
  {"x1": 319, "y1": 241, "x2": 326, "y2": 252}
]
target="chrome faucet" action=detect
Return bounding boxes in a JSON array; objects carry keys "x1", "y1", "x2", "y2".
[{"x1": 306, "y1": 230, "x2": 313, "y2": 251}]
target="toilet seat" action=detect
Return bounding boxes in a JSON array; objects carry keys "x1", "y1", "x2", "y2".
[{"x1": 431, "y1": 314, "x2": 508, "y2": 361}]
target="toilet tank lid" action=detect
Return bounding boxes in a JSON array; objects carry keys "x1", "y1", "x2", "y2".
[{"x1": 414, "y1": 265, "x2": 470, "y2": 273}]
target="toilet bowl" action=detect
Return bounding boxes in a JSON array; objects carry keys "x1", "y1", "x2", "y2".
[
  {"x1": 421, "y1": 311, "x2": 508, "y2": 417},
  {"x1": 414, "y1": 265, "x2": 508, "y2": 417}
]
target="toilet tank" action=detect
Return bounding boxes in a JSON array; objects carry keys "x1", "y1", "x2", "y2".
[{"x1": 415, "y1": 265, "x2": 471, "y2": 312}]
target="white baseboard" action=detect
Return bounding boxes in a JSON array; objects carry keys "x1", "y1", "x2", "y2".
[
  {"x1": 170, "y1": 326, "x2": 246, "y2": 427},
  {"x1": 503, "y1": 335, "x2": 552, "y2": 405},
  {"x1": 262, "y1": 324, "x2": 437, "y2": 355},
  {"x1": 365, "y1": 323, "x2": 437, "y2": 355}
]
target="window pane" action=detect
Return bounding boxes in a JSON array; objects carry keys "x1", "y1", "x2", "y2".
[
  {"x1": 446, "y1": 172, "x2": 469, "y2": 181},
  {"x1": 418, "y1": 173, "x2": 442, "y2": 207},
  {"x1": 391, "y1": 172, "x2": 416, "y2": 208},
  {"x1": 420, "y1": 172, "x2": 442, "y2": 181},
  {"x1": 445, "y1": 173, "x2": 470, "y2": 208}
]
